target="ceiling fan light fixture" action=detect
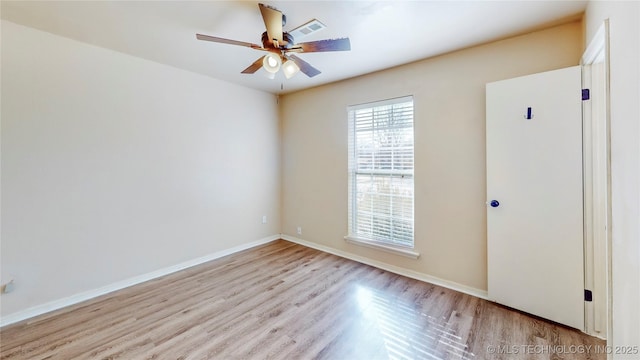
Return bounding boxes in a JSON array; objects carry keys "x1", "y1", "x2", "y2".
[
  {"x1": 282, "y1": 60, "x2": 300, "y2": 79},
  {"x1": 263, "y1": 53, "x2": 281, "y2": 74}
]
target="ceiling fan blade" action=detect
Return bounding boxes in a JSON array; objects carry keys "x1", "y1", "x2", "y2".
[
  {"x1": 241, "y1": 56, "x2": 266, "y2": 74},
  {"x1": 196, "y1": 34, "x2": 263, "y2": 49},
  {"x1": 288, "y1": 54, "x2": 321, "y2": 78},
  {"x1": 297, "y1": 38, "x2": 351, "y2": 52},
  {"x1": 259, "y1": 3, "x2": 283, "y2": 44}
]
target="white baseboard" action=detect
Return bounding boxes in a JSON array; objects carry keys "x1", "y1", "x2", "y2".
[
  {"x1": 0, "y1": 234, "x2": 280, "y2": 328},
  {"x1": 2, "y1": 234, "x2": 488, "y2": 328},
  {"x1": 281, "y1": 234, "x2": 488, "y2": 300}
]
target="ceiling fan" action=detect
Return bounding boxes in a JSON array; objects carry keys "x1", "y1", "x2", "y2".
[{"x1": 196, "y1": 3, "x2": 351, "y2": 79}]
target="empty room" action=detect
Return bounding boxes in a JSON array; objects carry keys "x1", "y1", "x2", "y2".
[{"x1": 1, "y1": 1, "x2": 639, "y2": 359}]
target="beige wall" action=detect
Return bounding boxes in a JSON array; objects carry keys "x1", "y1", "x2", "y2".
[
  {"x1": 0, "y1": 21, "x2": 281, "y2": 319},
  {"x1": 280, "y1": 21, "x2": 583, "y2": 293},
  {"x1": 585, "y1": 1, "x2": 640, "y2": 353}
]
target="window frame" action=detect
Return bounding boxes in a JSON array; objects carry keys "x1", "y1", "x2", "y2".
[{"x1": 345, "y1": 96, "x2": 418, "y2": 258}]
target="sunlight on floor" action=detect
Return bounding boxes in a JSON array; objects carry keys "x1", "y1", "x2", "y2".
[{"x1": 355, "y1": 285, "x2": 475, "y2": 360}]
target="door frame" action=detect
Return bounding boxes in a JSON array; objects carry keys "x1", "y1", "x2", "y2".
[{"x1": 581, "y1": 20, "x2": 611, "y2": 342}]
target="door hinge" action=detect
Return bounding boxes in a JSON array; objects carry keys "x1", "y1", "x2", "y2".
[
  {"x1": 584, "y1": 289, "x2": 593, "y2": 302},
  {"x1": 582, "y1": 89, "x2": 590, "y2": 101}
]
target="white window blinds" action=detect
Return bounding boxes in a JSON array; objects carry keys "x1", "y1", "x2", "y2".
[{"x1": 348, "y1": 96, "x2": 414, "y2": 248}]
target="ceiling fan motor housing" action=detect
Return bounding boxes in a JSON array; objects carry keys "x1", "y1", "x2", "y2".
[{"x1": 262, "y1": 31, "x2": 294, "y2": 49}]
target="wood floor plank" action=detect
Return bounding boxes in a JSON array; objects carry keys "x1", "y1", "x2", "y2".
[{"x1": 0, "y1": 240, "x2": 605, "y2": 360}]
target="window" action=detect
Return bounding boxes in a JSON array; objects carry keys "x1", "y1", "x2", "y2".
[{"x1": 347, "y1": 96, "x2": 414, "y2": 252}]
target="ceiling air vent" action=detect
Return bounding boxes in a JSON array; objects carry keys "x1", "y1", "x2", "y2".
[{"x1": 289, "y1": 19, "x2": 326, "y2": 41}]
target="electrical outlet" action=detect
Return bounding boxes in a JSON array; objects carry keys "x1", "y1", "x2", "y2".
[
  {"x1": 297, "y1": 227, "x2": 302, "y2": 235},
  {"x1": 262, "y1": 215, "x2": 267, "y2": 224}
]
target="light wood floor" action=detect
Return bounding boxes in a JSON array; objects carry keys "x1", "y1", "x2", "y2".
[{"x1": 1, "y1": 240, "x2": 604, "y2": 360}]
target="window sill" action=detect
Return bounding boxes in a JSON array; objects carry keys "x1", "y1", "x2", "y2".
[{"x1": 344, "y1": 236, "x2": 420, "y2": 259}]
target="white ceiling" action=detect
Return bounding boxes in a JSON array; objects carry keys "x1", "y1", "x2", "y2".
[{"x1": 1, "y1": 1, "x2": 586, "y2": 94}]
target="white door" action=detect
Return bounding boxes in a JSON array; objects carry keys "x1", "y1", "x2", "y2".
[{"x1": 486, "y1": 66, "x2": 584, "y2": 330}]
